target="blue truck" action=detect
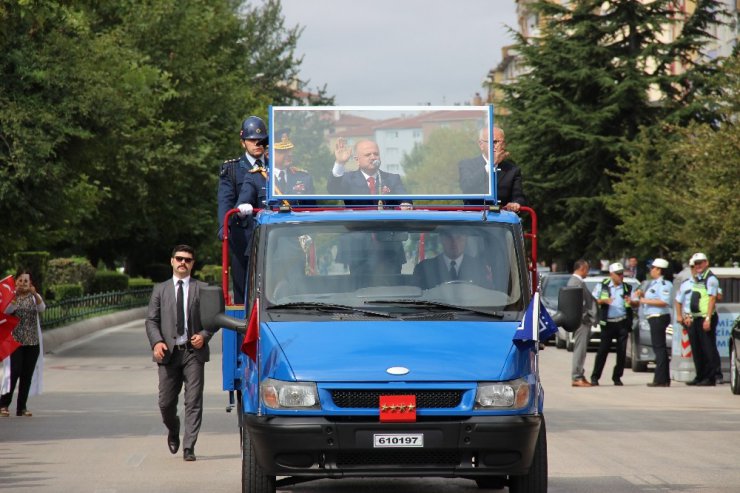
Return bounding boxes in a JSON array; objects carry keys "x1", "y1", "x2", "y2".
[{"x1": 200, "y1": 106, "x2": 581, "y2": 493}]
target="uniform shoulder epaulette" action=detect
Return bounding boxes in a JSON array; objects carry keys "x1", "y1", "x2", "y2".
[{"x1": 220, "y1": 158, "x2": 240, "y2": 177}]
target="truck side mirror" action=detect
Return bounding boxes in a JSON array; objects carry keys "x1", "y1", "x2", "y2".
[
  {"x1": 551, "y1": 286, "x2": 583, "y2": 332},
  {"x1": 200, "y1": 285, "x2": 247, "y2": 334}
]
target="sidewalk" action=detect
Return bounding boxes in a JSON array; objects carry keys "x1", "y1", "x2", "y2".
[{"x1": 42, "y1": 306, "x2": 148, "y2": 354}]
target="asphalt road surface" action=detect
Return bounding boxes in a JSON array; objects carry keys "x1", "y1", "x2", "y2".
[{"x1": 2, "y1": 319, "x2": 739, "y2": 493}]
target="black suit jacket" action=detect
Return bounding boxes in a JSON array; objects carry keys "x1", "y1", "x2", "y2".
[
  {"x1": 458, "y1": 156, "x2": 526, "y2": 207},
  {"x1": 145, "y1": 278, "x2": 217, "y2": 364},
  {"x1": 412, "y1": 255, "x2": 492, "y2": 290},
  {"x1": 327, "y1": 169, "x2": 408, "y2": 207}
]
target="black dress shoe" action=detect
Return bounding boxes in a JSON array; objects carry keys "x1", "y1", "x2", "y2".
[
  {"x1": 167, "y1": 421, "x2": 180, "y2": 455},
  {"x1": 695, "y1": 379, "x2": 716, "y2": 386},
  {"x1": 613, "y1": 379, "x2": 623, "y2": 386},
  {"x1": 183, "y1": 448, "x2": 196, "y2": 462},
  {"x1": 685, "y1": 378, "x2": 700, "y2": 386},
  {"x1": 168, "y1": 431, "x2": 180, "y2": 454},
  {"x1": 590, "y1": 379, "x2": 599, "y2": 386},
  {"x1": 647, "y1": 382, "x2": 670, "y2": 387}
]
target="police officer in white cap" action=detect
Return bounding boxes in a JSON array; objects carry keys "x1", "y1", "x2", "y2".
[
  {"x1": 686, "y1": 252, "x2": 721, "y2": 385},
  {"x1": 675, "y1": 256, "x2": 697, "y2": 335},
  {"x1": 637, "y1": 258, "x2": 672, "y2": 386},
  {"x1": 590, "y1": 262, "x2": 637, "y2": 386}
]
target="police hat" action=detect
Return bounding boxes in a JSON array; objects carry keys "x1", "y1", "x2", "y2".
[
  {"x1": 273, "y1": 128, "x2": 294, "y2": 150},
  {"x1": 690, "y1": 252, "x2": 708, "y2": 265},
  {"x1": 608, "y1": 262, "x2": 624, "y2": 274},
  {"x1": 651, "y1": 258, "x2": 669, "y2": 269}
]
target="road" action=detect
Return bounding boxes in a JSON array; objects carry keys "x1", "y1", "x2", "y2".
[{"x1": 1, "y1": 319, "x2": 739, "y2": 493}]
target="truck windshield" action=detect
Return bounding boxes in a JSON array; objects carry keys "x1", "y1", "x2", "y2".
[{"x1": 263, "y1": 220, "x2": 525, "y2": 314}]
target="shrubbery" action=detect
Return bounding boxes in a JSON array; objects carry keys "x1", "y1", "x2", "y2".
[
  {"x1": 128, "y1": 277, "x2": 155, "y2": 289},
  {"x1": 48, "y1": 283, "x2": 84, "y2": 301},
  {"x1": 47, "y1": 257, "x2": 96, "y2": 293},
  {"x1": 91, "y1": 271, "x2": 130, "y2": 293},
  {"x1": 197, "y1": 264, "x2": 222, "y2": 284}
]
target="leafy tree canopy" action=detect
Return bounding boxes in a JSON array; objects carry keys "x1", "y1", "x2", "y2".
[{"x1": 500, "y1": 0, "x2": 726, "y2": 265}]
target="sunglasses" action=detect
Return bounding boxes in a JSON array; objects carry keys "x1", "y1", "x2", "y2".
[
  {"x1": 614, "y1": 272, "x2": 624, "y2": 276},
  {"x1": 174, "y1": 256, "x2": 194, "y2": 264}
]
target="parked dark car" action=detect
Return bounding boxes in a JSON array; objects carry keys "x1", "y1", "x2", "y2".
[{"x1": 730, "y1": 315, "x2": 740, "y2": 394}]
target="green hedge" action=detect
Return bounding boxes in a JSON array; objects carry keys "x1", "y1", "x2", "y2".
[
  {"x1": 47, "y1": 257, "x2": 96, "y2": 293},
  {"x1": 128, "y1": 277, "x2": 154, "y2": 289},
  {"x1": 197, "y1": 264, "x2": 222, "y2": 284},
  {"x1": 91, "y1": 271, "x2": 130, "y2": 293},
  {"x1": 144, "y1": 263, "x2": 171, "y2": 283},
  {"x1": 14, "y1": 251, "x2": 50, "y2": 294},
  {"x1": 48, "y1": 283, "x2": 84, "y2": 301}
]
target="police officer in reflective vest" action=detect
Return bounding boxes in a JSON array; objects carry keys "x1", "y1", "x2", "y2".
[
  {"x1": 675, "y1": 257, "x2": 697, "y2": 336},
  {"x1": 217, "y1": 116, "x2": 268, "y2": 303},
  {"x1": 686, "y1": 252, "x2": 721, "y2": 386},
  {"x1": 590, "y1": 262, "x2": 636, "y2": 386},
  {"x1": 637, "y1": 258, "x2": 673, "y2": 387}
]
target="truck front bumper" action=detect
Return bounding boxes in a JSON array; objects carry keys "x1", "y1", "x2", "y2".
[{"x1": 245, "y1": 414, "x2": 542, "y2": 478}]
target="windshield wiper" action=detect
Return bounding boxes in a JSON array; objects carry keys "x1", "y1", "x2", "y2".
[
  {"x1": 363, "y1": 299, "x2": 503, "y2": 318},
  {"x1": 267, "y1": 302, "x2": 396, "y2": 318}
]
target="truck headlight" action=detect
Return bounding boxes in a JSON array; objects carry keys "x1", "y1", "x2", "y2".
[
  {"x1": 261, "y1": 378, "x2": 320, "y2": 409},
  {"x1": 475, "y1": 379, "x2": 530, "y2": 409}
]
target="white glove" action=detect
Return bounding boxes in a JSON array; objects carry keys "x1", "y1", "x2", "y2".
[{"x1": 237, "y1": 203, "x2": 253, "y2": 218}]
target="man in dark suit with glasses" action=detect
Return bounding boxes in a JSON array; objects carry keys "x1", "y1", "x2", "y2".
[{"x1": 145, "y1": 245, "x2": 217, "y2": 462}]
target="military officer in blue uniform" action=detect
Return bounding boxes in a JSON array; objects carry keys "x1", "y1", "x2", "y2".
[
  {"x1": 217, "y1": 116, "x2": 267, "y2": 303},
  {"x1": 636, "y1": 258, "x2": 673, "y2": 386},
  {"x1": 271, "y1": 130, "x2": 314, "y2": 200}
]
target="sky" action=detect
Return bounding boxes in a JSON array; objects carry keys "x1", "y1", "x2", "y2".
[{"x1": 278, "y1": 0, "x2": 520, "y2": 106}]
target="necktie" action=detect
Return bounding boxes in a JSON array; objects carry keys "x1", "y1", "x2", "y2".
[
  {"x1": 176, "y1": 280, "x2": 185, "y2": 336},
  {"x1": 367, "y1": 176, "x2": 376, "y2": 195},
  {"x1": 279, "y1": 170, "x2": 287, "y2": 192},
  {"x1": 449, "y1": 260, "x2": 458, "y2": 280},
  {"x1": 254, "y1": 158, "x2": 263, "y2": 169}
]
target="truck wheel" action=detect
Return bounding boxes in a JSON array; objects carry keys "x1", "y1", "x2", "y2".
[
  {"x1": 731, "y1": 343, "x2": 740, "y2": 395},
  {"x1": 242, "y1": 430, "x2": 275, "y2": 493},
  {"x1": 509, "y1": 419, "x2": 547, "y2": 493},
  {"x1": 474, "y1": 476, "x2": 506, "y2": 489}
]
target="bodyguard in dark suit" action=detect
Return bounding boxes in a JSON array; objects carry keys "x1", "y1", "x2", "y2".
[
  {"x1": 217, "y1": 116, "x2": 268, "y2": 303},
  {"x1": 412, "y1": 230, "x2": 492, "y2": 289},
  {"x1": 459, "y1": 127, "x2": 526, "y2": 210},
  {"x1": 145, "y1": 245, "x2": 217, "y2": 462}
]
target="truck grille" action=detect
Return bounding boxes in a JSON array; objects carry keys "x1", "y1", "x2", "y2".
[
  {"x1": 336, "y1": 450, "x2": 460, "y2": 467},
  {"x1": 330, "y1": 390, "x2": 463, "y2": 409}
]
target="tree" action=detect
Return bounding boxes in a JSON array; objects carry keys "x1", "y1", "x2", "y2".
[
  {"x1": 500, "y1": 0, "x2": 726, "y2": 264},
  {"x1": 609, "y1": 52, "x2": 740, "y2": 264},
  {"x1": 0, "y1": 0, "x2": 324, "y2": 274}
]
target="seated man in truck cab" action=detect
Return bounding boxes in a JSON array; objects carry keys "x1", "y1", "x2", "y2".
[{"x1": 413, "y1": 230, "x2": 492, "y2": 290}]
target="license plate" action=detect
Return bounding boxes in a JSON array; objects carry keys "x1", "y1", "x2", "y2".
[{"x1": 373, "y1": 433, "x2": 424, "y2": 448}]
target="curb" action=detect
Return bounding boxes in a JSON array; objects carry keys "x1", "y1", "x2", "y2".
[{"x1": 43, "y1": 307, "x2": 148, "y2": 354}]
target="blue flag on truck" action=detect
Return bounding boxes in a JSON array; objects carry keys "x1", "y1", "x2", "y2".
[{"x1": 513, "y1": 292, "x2": 558, "y2": 346}]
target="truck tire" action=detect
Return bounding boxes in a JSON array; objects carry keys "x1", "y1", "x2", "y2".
[
  {"x1": 731, "y1": 343, "x2": 740, "y2": 395},
  {"x1": 242, "y1": 430, "x2": 275, "y2": 493},
  {"x1": 508, "y1": 419, "x2": 547, "y2": 493}
]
